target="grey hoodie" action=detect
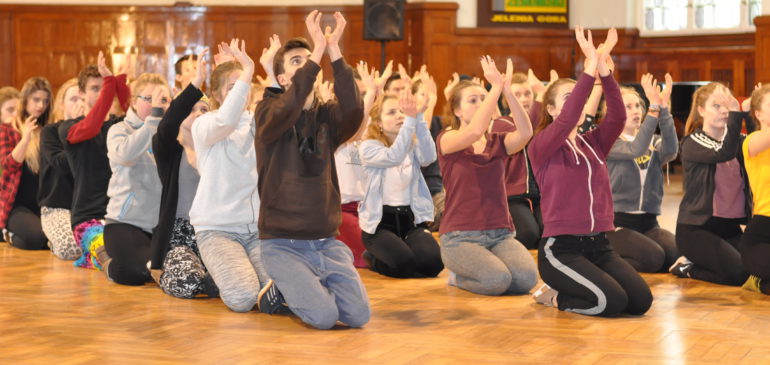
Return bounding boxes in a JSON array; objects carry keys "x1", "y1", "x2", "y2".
[
  {"x1": 105, "y1": 108, "x2": 162, "y2": 232},
  {"x1": 606, "y1": 107, "x2": 678, "y2": 215}
]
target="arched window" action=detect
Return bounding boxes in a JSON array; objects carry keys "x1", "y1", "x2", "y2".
[{"x1": 641, "y1": 0, "x2": 761, "y2": 35}]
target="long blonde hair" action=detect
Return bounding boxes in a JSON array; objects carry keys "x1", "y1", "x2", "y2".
[
  {"x1": 210, "y1": 61, "x2": 244, "y2": 110},
  {"x1": 365, "y1": 94, "x2": 398, "y2": 147},
  {"x1": 749, "y1": 84, "x2": 770, "y2": 130},
  {"x1": 12, "y1": 77, "x2": 52, "y2": 173},
  {"x1": 684, "y1": 82, "x2": 727, "y2": 136},
  {"x1": 52, "y1": 78, "x2": 79, "y2": 122}
]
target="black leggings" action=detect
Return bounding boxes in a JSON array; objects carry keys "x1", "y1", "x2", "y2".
[
  {"x1": 507, "y1": 196, "x2": 543, "y2": 250},
  {"x1": 607, "y1": 213, "x2": 678, "y2": 273},
  {"x1": 739, "y1": 215, "x2": 770, "y2": 292},
  {"x1": 676, "y1": 217, "x2": 748, "y2": 286},
  {"x1": 361, "y1": 206, "x2": 443, "y2": 278},
  {"x1": 538, "y1": 233, "x2": 652, "y2": 316},
  {"x1": 6, "y1": 206, "x2": 48, "y2": 250},
  {"x1": 104, "y1": 222, "x2": 152, "y2": 286}
]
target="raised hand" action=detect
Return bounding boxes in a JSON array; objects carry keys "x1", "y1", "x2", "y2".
[
  {"x1": 306, "y1": 10, "x2": 327, "y2": 63},
  {"x1": 72, "y1": 100, "x2": 86, "y2": 119},
  {"x1": 317, "y1": 80, "x2": 334, "y2": 103},
  {"x1": 443, "y1": 72, "x2": 460, "y2": 101},
  {"x1": 480, "y1": 56, "x2": 504, "y2": 88},
  {"x1": 22, "y1": 115, "x2": 38, "y2": 137},
  {"x1": 191, "y1": 48, "x2": 209, "y2": 89},
  {"x1": 357, "y1": 61, "x2": 377, "y2": 94},
  {"x1": 324, "y1": 12, "x2": 347, "y2": 45},
  {"x1": 596, "y1": 28, "x2": 618, "y2": 77},
  {"x1": 660, "y1": 73, "x2": 673, "y2": 109},
  {"x1": 373, "y1": 60, "x2": 393, "y2": 94},
  {"x1": 527, "y1": 69, "x2": 546, "y2": 96},
  {"x1": 214, "y1": 42, "x2": 235, "y2": 66},
  {"x1": 713, "y1": 87, "x2": 740, "y2": 112},
  {"x1": 399, "y1": 89, "x2": 418, "y2": 118},
  {"x1": 575, "y1": 26, "x2": 598, "y2": 77},
  {"x1": 259, "y1": 34, "x2": 281, "y2": 84},
  {"x1": 97, "y1": 51, "x2": 113, "y2": 78},
  {"x1": 221, "y1": 38, "x2": 255, "y2": 82},
  {"x1": 640, "y1": 73, "x2": 661, "y2": 106},
  {"x1": 397, "y1": 63, "x2": 413, "y2": 86}
]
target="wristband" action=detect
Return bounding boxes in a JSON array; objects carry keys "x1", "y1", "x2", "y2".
[{"x1": 648, "y1": 104, "x2": 660, "y2": 112}]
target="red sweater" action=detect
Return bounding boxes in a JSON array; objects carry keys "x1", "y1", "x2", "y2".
[
  {"x1": 0, "y1": 123, "x2": 22, "y2": 228},
  {"x1": 67, "y1": 74, "x2": 130, "y2": 144}
]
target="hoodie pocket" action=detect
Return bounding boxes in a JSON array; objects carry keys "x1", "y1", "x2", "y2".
[
  {"x1": 118, "y1": 192, "x2": 135, "y2": 220},
  {"x1": 266, "y1": 176, "x2": 335, "y2": 234}
]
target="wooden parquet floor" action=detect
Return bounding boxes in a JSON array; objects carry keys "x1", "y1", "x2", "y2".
[{"x1": 2, "y1": 174, "x2": 770, "y2": 364}]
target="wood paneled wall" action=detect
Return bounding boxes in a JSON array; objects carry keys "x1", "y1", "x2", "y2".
[{"x1": 0, "y1": 2, "x2": 757, "y2": 107}]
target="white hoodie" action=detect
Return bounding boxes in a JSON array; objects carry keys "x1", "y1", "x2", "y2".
[{"x1": 189, "y1": 80, "x2": 260, "y2": 233}]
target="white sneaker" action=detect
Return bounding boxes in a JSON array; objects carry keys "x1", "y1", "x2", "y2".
[
  {"x1": 447, "y1": 271, "x2": 457, "y2": 287},
  {"x1": 533, "y1": 284, "x2": 558, "y2": 307}
]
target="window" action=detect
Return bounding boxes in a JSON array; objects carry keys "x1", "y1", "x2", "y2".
[{"x1": 641, "y1": 0, "x2": 759, "y2": 35}]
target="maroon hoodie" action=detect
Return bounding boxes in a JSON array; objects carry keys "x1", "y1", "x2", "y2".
[
  {"x1": 527, "y1": 73, "x2": 625, "y2": 237},
  {"x1": 490, "y1": 102, "x2": 542, "y2": 197}
]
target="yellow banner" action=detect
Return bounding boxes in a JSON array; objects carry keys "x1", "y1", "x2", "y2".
[{"x1": 504, "y1": 0, "x2": 567, "y2": 14}]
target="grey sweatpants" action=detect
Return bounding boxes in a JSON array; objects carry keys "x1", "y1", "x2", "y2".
[
  {"x1": 440, "y1": 228, "x2": 538, "y2": 296},
  {"x1": 197, "y1": 230, "x2": 268, "y2": 312}
]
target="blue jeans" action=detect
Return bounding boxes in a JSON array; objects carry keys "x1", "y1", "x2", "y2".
[
  {"x1": 260, "y1": 238, "x2": 370, "y2": 330},
  {"x1": 440, "y1": 229, "x2": 538, "y2": 295}
]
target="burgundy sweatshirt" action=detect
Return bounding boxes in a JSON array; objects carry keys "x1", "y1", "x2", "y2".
[{"x1": 527, "y1": 73, "x2": 625, "y2": 237}]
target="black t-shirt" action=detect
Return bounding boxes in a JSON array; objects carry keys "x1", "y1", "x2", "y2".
[
  {"x1": 59, "y1": 115, "x2": 124, "y2": 228},
  {"x1": 14, "y1": 162, "x2": 40, "y2": 215},
  {"x1": 37, "y1": 121, "x2": 74, "y2": 209}
]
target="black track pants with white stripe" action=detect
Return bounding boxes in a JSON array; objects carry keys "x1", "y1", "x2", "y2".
[{"x1": 538, "y1": 233, "x2": 652, "y2": 316}]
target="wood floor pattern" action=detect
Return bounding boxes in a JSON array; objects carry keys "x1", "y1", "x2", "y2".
[{"x1": 2, "y1": 174, "x2": 770, "y2": 364}]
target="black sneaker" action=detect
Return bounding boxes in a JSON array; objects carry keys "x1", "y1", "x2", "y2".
[
  {"x1": 200, "y1": 273, "x2": 220, "y2": 298},
  {"x1": 258, "y1": 279, "x2": 290, "y2": 315}
]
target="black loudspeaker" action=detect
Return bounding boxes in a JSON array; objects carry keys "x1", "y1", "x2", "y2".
[{"x1": 363, "y1": 0, "x2": 405, "y2": 41}]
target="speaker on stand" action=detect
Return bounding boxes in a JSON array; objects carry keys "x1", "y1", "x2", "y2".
[{"x1": 363, "y1": 0, "x2": 405, "y2": 70}]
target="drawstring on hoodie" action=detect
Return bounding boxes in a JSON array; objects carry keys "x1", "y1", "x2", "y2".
[{"x1": 578, "y1": 135, "x2": 604, "y2": 165}]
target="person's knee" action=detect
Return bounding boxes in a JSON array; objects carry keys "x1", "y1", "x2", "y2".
[
  {"x1": 9, "y1": 231, "x2": 48, "y2": 250},
  {"x1": 724, "y1": 268, "x2": 750, "y2": 286},
  {"x1": 599, "y1": 286, "x2": 629, "y2": 316},
  {"x1": 478, "y1": 270, "x2": 513, "y2": 296},
  {"x1": 161, "y1": 270, "x2": 205, "y2": 299},
  {"x1": 624, "y1": 288, "x2": 653, "y2": 315},
  {"x1": 509, "y1": 267, "x2": 538, "y2": 294},
  {"x1": 221, "y1": 289, "x2": 258, "y2": 313},
  {"x1": 303, "y1": 305, "x2": 340, "y2": 330},
  {"x1": 340, "y1": 303, "x2": 371, "y2": 328},
  {"x1": 637, "y1": 245, "x2": 665, "y2": 273},
  {"x1": 108, "y1": 262, "x2": 151, "y2": 286}
]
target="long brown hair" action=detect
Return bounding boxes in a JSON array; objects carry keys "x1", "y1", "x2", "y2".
[
  {"x1": 442, "y1": 80, "x2": 482, "y2": 130},
  {"x1": 684, "y1": 82, "x2": 727, "y2": 136},
  {"x1": 535, "y1": 78, "x2": 576, "y2": 134},
  {"x1": 750, "y1": 84, "x2": 770, "y2": 130},
  {"x1": 210, "y1": 61, "x2": 244, "y2": 110},
  {"x1": 365, "y1": 94, "x2": 399, "y2": 147},
  {"x1": 52, "y1": 78, "x2": 79, "y2": 122},
  {"x1": 12, "y1": 77, "x2": 52, "y2": 173}
]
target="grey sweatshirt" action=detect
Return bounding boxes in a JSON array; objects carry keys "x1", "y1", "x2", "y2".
[
  {"x1": 189, "y1": 80, "x2": 259, "y2": 234},
  {"x1": 105, "y1": 108, "x2": 162, "y2": 232},
  {"x1": 606, "y1": 107, "x2": 679, "y2": 215}
]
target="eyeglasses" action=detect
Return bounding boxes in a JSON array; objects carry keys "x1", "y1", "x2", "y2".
[{"x1": 136, "y1": 95, "x2": 169, "y2": 104}]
